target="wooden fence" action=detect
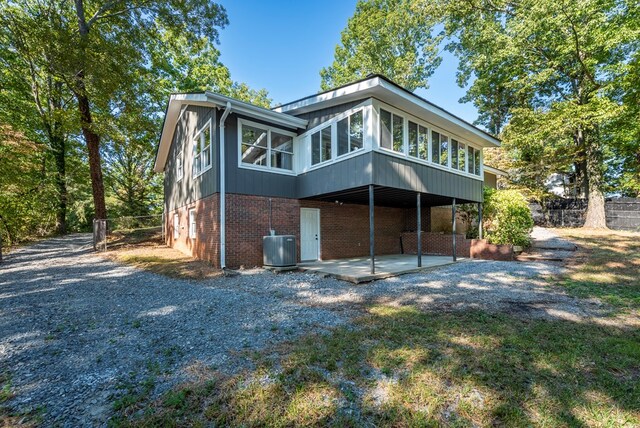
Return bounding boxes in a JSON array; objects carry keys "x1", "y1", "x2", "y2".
[{"x1": 530, "y1": 198, "x2": 640, "y2": 230}]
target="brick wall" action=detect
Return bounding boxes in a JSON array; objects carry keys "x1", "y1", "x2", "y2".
[
  {"x1": 225, "y1": 194, "x2": 300, "y2": 268},
  {"x1": 300, "y1": 200, "x2": 408, "y2": 260},
  {"x1": 165, "y1": 193, "x2": 220, "y2": 266},
  {"x1": 401, "y1": 231, "x2": 472, "y2": 258}
]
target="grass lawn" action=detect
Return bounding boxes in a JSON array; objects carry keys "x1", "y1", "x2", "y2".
[{"x1": 110, "y1": 230, "x2": 640, "y2": 427}]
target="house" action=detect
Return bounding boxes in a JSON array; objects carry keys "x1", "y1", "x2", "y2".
[{"x1": 154, "y1": 75, "x2": 501, "y2": 270}]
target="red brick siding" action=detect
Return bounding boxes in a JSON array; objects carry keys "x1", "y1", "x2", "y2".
[
  {"x1": 401, "y1": 231, "x2": 472, "y2": 258},
  {"x1": 165, "y1": 193, "x2": 220, "y2": 267},
  {"x1": 225, "y1": 194, "x2": 300, "y2": 268},
  {"x1": 300, "y1": 201, "x2": 407, "y2": 260}
]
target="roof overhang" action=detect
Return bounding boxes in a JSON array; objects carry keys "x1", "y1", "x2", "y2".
[
  {"x1": 274, "y1": 75, "x2": 501, "y2": 149},
  {"x1": 153, "y1": 92, "x2": 308, "y2": 173}
]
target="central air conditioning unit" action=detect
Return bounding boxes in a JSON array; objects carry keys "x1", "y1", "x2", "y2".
[{"x1": 263, "y1": 235, "x2": 297, "y2": 268}]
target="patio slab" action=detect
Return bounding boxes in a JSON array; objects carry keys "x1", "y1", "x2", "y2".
[{"x1": 298, "y1": 254, "x2": 459, "y2": 283}]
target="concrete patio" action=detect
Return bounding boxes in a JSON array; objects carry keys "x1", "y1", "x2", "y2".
[{"x1": 298, "y1": 254, "x2": 460, "y2": 283}]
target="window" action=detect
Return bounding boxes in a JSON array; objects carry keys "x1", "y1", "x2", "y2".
[
  {"x1": 240, "y1": 120, "x2": 295, "y2": 171},
  {"x1": 311, "y1": 126, "x2": 332, "y2": 165},
  {"x1": 337, "y1": 110, "x2": 364, "y2": 156},
  {"x1": 451, "y1": 139, "x2": 459, "y2": 170},
  {"x1": 458, "y1": 142, "x2": 466, "y2": 172},
  {"x1": 379, "y1": 109, "x2": 404, "y2": 153},
  {"x1": 189, "y1": 209, "x2": 196, "y2": 239},
  {"x1": 193, "y1": 121, "x2": 212, "y2": 177},
  {"x1": 176, "y1": 155, "x2": 183, "y2": 181},
  {"x1": 439, "y1": 134, "x2": 449, "y2": 167},
  {"x1": 408, "y1": 121, "x2": 418, "y2": 157},
  {"x1": 418, "y1": 125, "x2": 428, "y2": 160},
  {"x1": 431, "y1": 131, "x2": 440, "y2": 164},
  {"x1": 173, "y1": 214, "x2": 179, "y2": 239},
  {"x1": 473, "y1": 147, "x2": 481, "y2": 175}
]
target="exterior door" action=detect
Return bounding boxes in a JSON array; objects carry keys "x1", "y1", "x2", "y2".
[{"x1": 300, "y1": 208, "x2": 320, "y2": 261}]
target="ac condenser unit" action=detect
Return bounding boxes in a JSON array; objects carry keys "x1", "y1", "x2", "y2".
[{"x1": 263, "y1": 235, "x2": 297, "y2": 267}]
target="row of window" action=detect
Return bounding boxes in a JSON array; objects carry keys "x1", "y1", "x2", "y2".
[
  {"x1": 379, "y1": 108, "x2": 482, "y2": 176},
  {"x1": 178, "y1": 108, "x2": 481, "y2": 178},
  {"x1": 173, "y1": 210, "x2": 197, "y2": 240}
]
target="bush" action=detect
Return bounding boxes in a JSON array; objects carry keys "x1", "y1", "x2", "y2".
[{"x1": 483, "y1": 188, "x2": 534, "y2": 247}]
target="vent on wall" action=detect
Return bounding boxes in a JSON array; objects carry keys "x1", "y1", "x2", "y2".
[{"x1": 263, "y1": 235, "x2": 297, "y2": 267}]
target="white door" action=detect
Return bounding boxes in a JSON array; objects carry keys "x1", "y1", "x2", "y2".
[{"x1": 300, "y1": 208, "x2": 320, "y2": 261}]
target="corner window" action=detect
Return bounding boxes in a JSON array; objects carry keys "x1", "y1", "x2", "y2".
[
  {"x1": 189, "y1": 209, "x2": 196, "y2": 239},
  {"x1": 240, "y1": 120, "x2": 295, "y2": 171},
  {"x1": 193, "y1": 120, "x2": 212, "y2": 177},
  {"x1": 311, "y1": 126, "x2": 332, "y2": 165},
  {"x1": 379, "y1": 108, "x2": 404, "y2": 152},
  {"x1": 173, "y1": 214, "x2": 179, "y2": 239},
  {"x1": 337, "y1": 110, "x2": 364, "y2": 156},
  {"x1": 176, "y1": 155, "x2": 183, "y2": 181}
]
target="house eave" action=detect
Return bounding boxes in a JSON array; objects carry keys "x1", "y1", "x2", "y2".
[{"x1": 153, "y1": 93, "x2": 308, "y2": 173}]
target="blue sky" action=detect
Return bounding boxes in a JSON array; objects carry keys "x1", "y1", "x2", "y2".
[{"x1": 218, "y1": 0, "x2": 479, "y2": 124}]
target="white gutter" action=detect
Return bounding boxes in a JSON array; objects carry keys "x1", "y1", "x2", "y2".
[{"x1": 219, "y1": 101, "x2": 232, "y2": 269}]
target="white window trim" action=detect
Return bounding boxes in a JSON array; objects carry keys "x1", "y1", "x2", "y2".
[
  {"x1": 176, "y1": 153, "x2": 183, "y2": 182},
  {"x1": 189, "y1": 208, "x2": 196, "y2": 239},
  {"x1": 173, "y1": 213, "x2": 180, "y2": 239},
  {"x1": 372, "y1": 100, "x2": 483, "y2": 180},
  {"x1": 193, "y1": 119, "x2": 213, "y2": 179},
  {"x1": 238, "y1": 118, "x2": 297, "y2": 175}
]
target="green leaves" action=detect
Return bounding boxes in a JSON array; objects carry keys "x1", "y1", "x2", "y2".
[
  {"x1": 320, "y1": 0, "x2": 443, "y2": 91},
  {"x1": 483, "y1": 188, "x2": 534, "y2": 247}
]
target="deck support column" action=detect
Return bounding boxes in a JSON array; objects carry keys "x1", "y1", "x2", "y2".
[
  {"x1": 452, "y1": 198, "x2": 457, "y2": 262},
  {"x1": 417, "y1": 193, "x2": 422, "y2": 267},
  {"x1": 478, "y1": 202, "x2": 483, "y2": 240},
  {"x1": 369, "y1": 184, "x2": 375, "y2": 274}
]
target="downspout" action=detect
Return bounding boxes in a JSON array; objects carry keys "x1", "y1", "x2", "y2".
[{"x1": 219, "y1": 101, "x2": 232, "y2": 269}]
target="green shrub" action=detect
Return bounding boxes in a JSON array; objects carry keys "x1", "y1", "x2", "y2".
[{"x1": 483, "y1": 188, "x2": 534, "y2": 247}]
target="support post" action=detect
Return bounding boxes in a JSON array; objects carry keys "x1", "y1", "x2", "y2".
[
  {"x1": 478, "y1": 202, "x2": 483, "y2": 240},
  {"x1": 452, "y1": 198, "x2": 457, "y2": 262},
  {"x1": 417, "y1": 193, "x2": 421, "y2": 267},
  {"x1": 369, "y1": 184, "x2": 375, "y2": 274}
]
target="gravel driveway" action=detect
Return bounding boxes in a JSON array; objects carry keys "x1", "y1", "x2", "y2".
[{"x1": 0, "y1": 234, "x2": 602, "y2": 426}]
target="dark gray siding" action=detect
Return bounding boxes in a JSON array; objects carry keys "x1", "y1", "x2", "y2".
[
  {"x1": 372, "y1": 152, "x2": 483, "y2": 202},
  {"x1": 293, "y1": 99, "x2": 368, "y2": 129},
  {"x1": 164, "y1": 105, "x2": 218, "y2": 212},
  {"x1": 224, "y1": 114, "x2": 298, "y2": 198},
  {"x1": 296, "y1": 153, "x2": 373, "y2": 198}
]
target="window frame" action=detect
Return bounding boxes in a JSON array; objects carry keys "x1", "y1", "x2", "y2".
[
  {"x1": 192, "y1": 119, "x2": 213, "y2": 178},
  {"x1": 379, "y1": 108, "x2": 406, "y2": 154},
  {"x1": 238, "y1": 118, "x2": 297, "y2": 175},
  {"x1": 189, "y1": 208, "x2": 196, "y2": 239},
  {"x1": 336, "y1": 109, "x2": 365, "y2": 157},
  {"x1": 176, "y1": 154, "x2": 183, "y2": 181},
  {"x1": 173, "y1": 213, "x2": 180, "y2": 239}
]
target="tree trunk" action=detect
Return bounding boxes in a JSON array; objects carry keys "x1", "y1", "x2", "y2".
[
  {"x1": 582, "y1": 130, "x2": 608, "y2": 229},
  {"x1": 76, "y1": 91, "x2": 107, "y2": 220}
]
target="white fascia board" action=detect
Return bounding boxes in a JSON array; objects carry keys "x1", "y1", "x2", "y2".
[
  {"x1": 154, "y1": 93, "x2": 210, "y2": 173},
  {"x1": 205, "y1": 92, "x2": 308, "y2": 130},
  {"x1": 154, "y1": 92, "x2": 308, "y2": 173},
  {"x1": 376, "y1": 80, "x2": 501, "y2": 148},
  {"x1": 273, "y1": 77, "x2": 381, "y2": 114}
]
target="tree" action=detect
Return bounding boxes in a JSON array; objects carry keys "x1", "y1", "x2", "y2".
[
  {"x1": 441, "y1": 0, "x2": 638, "y2": 228},
  {"x1": 320, "y1": 0, "x2": 442, "y2": 91}
]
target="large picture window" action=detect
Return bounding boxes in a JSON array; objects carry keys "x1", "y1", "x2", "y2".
[
  {"x1": 240, "y1": 120, "x2": 295, "y2": 171},
  {"x1": 193, "y1": 120, "x2": 212, "y2": 177},
  {"x1": 439, "y1": 134, "x2": 449, "y2": 167},
  {"x1": 431, "y1": 131, "x2": 440, "y2": 164},
  {"x1": 337, "y1": 110, "x2": 364, "y2": 156},
  {"x1": 458, "y1": 142, "x2": 466, "y2": 172}
]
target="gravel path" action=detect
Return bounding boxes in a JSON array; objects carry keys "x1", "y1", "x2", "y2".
[{"x1": 0, "y1": 234, "x2": 603, "y2": 426}]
